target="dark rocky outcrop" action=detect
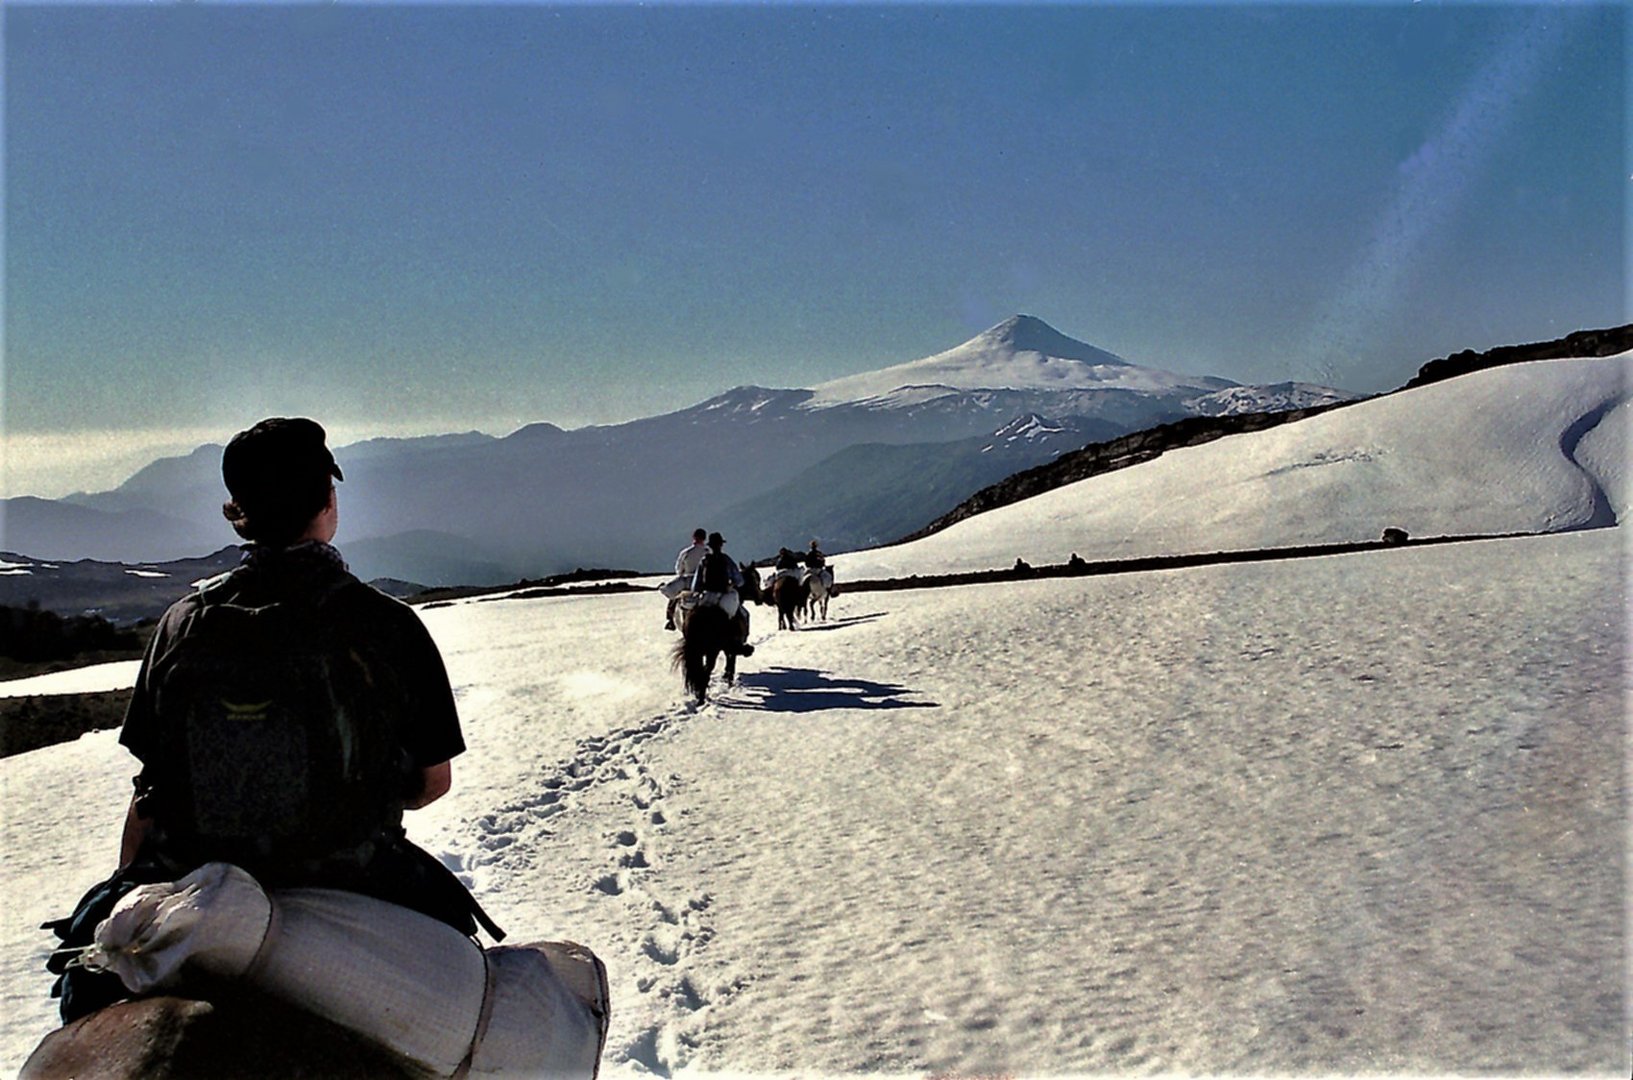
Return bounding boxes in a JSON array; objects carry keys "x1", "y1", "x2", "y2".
[
  {"x1": 0, "y1": 604, "x2": 147, "y2": 669},
  {"x1": 1402, "y1": 324, "x2": 1633, "y2": 390},
  {"x1": 411, "y1": 567, "x2": 644, "y2": 606},
  {"x1": 0, "y1": 689, "x2": 132, "y2": 759},
  {"x1": 839, "y1": 530, "x2": 1531, "y2": 597}
]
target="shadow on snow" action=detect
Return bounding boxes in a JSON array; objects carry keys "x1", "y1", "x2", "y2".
[
  {"x1": 784, "y1": 611, "x2": 888, "y2": 632},
  {"x1": 727, "y1": 665, "x2": 937, "y2": 713}
]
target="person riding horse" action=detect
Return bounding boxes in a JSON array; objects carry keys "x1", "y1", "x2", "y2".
[
  {"x1": 663, "y1": 528, "x2": 709, "y2": 630},
  {"x1": 689, "y1": 532, "x2": 752, "y2": 654},
  {"x1": 771, "y1": 546, "x2": 802, "y2": 584},
  {"x1": 803, "y1": 540, "x2": 834, "y2": 590},
  {"x1": 800, "y1": 540, "x2": 835, "y2": 621}
]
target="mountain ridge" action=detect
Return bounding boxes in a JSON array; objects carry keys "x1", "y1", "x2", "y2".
[
  {"x1": 3, "y1": 315, "x2": 1354, "y2": 581},
  {"x1": 889, "y1": 324, "x2": 1633, "y2": 552}
]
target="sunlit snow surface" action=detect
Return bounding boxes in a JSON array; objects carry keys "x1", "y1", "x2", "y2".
[
  {"x1": 836, "y1": 354, "x2": 1629, "y2": 580},
  {"x1": 1, "y1": 357, "x2": 1626, "y2": 1075},
  {"x1": 0, "y1": 661, "x2": 143, "y2": 698}
]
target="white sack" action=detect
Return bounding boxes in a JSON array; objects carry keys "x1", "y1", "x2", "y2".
[
  {"x1": 86, "y1": 863, "x2": 609, "y2": 1078},
  {"x1": 469, "y1": 941, "x2": 610, "y2": 1078},
  {"x1": 86, "y1": 862, "x2": 272, "y2": 992},
  {"x1": 256, "y1": 887, "x2": 488, "y2": 1076},
  {"x1": 89, "y1": 864, "x2": 484, "y2": 1075}
]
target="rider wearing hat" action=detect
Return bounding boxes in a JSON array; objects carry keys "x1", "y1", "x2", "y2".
[{"x1": 690, "y1": 533, "x2": 752, "y2": 654}]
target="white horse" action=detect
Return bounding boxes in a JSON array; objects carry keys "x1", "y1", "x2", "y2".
[{"x1": 801, "y1": 567, "x2": 833, "y2": 621}]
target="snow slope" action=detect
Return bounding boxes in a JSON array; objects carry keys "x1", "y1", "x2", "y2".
[
  {"x1": 0, "y1": 352, "x2": 1626, "y2": 1076},
  {"x1": 0, "y1": 660, "x2": 140, "y2": 698},
  {"x1": 836, "y1": 354, "x2": 1629, "y2": 581}
]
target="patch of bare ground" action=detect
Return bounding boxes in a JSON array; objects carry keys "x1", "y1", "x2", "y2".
[{"x1": 0, "y1": 689, "x2": 132, "y2": 758}]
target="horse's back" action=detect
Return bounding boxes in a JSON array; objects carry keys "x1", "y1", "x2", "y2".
[{"x1": 22, "y1": 992, "x2": 420, "y2": 1080}]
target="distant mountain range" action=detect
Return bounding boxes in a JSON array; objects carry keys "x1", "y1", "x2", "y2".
[
  {"x1": 4, "y1": 315, "x2": 1355, "y2": 601},
  {"x1": 5, "y1": 319, "x2": 1628, "y2": 623}
]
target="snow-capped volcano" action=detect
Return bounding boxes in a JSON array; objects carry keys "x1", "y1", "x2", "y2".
[
  {"x1": 7, "y1": 314, "x2": 1353, "y2": 580},
  {"x1": 804, "y1": 314, "x2": 1234, "y2": 406}
]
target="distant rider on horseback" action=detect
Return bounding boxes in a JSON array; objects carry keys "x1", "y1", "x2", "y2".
[
  {"x1": 803, "y1": 540, "x2": 834, "y2": 592},
  {"x1": 662, "y1": 527, "x2": 709, "y2": 630},
  {"x1": 690, "y1": 532, "x2": 753, "y2": 655},
  {"x1": 771, "y1": 546, "x2": 802, "y2": 585}
]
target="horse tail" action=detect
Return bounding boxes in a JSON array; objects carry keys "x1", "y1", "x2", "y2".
[
  {"x1": 670, "y1": 631, "x2": 708, "y2": 700},
  {"x1": 675, "y1": 605, "x2": 729, "y2": 701}
]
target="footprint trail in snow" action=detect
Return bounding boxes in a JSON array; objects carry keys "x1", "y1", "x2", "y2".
[{"x1": 452, "y1": 675, "x2": 755, "y2": 1077}]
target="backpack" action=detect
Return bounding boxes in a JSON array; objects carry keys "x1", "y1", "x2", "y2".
[
  {"x1": 696, "y1": 552, "x2": 734, "y2": 594},
  {"x1": 148, "y1": 579, "x2": 413, "y2": 874}
]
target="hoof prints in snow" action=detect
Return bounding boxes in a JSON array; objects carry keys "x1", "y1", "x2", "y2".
[
  {"x1": 462, "y1": 714, "x2": 675, "y2": 872},
  {"x1": 458, "y1": 697, "x2": 746, "y2": 1076},
  {"x1": 596, "y1": 733, "x2": 738, "y2": 1075}
]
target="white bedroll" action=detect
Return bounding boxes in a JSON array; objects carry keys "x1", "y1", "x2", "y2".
[{"x1": 83, "y1": 863, "x2": 609, "y2": 1078}]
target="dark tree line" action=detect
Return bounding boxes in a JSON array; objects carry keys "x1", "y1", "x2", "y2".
[{"x1": 0, "y1": 603, "x2": 148, "y2": 663}]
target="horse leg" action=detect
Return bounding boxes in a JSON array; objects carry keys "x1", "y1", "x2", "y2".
[
  {"x1": 698, "y1": 646, "x2": 717, "y2": 700},
  {"x1": 724, "y1": 649, "x2": 737, "y2": 686}
]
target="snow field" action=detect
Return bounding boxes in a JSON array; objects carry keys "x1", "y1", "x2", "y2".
[
  {"x1": 412, "y1": 529, "x2": 1620, "y2": 1076},
  {"x1": 0, "y1": 660, "x2": 143, "y2": 698},
  {"x1": 1, "y1": 353, "x2": 1626, "y2": 1076},
  {"x1": 835, "y1": 355, "x2": 1628, "y2": 581},
  {"x1": 0, "y1": 531, "x2": 1622, "y2": 1076}
]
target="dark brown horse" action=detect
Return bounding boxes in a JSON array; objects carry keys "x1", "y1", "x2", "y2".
[
  {"x1": 771, "y1": 573, "x2": 807, "y2": 631},
  {"x1": 22, "y1": 991, "x2": 420, "y2": 1080},
  {"x1": 738, "y1": 561, "x2": 763, "y2": 605},
  {"x1": 671, "y1": 602, "x2": 738, "y2": 702}
]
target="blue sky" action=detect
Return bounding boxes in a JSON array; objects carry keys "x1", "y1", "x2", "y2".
[{"x1": 3, "y1": 1, "x2": 1626, "y2": 497}]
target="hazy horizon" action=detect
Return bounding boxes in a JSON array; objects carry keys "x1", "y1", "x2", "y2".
[{"x1": 4, "y1": 2, "x2": 1624, "y2": 499}]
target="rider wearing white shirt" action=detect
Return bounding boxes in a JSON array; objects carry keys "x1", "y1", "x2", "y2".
[
  {"x1": 676, "y1": 529, "x2": 709, "y2": 579},
  {"x1": 664, "y1": 528, "x2": 709, "y2": 629}
]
